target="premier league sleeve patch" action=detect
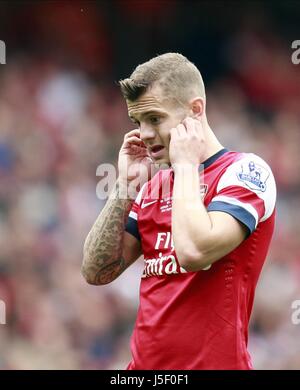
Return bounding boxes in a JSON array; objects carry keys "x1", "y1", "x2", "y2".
[
  {"x1": 208, "y1": 153, "x2": 276, "y2": 231},
  {"x1": 236, "y1": 160, "x2": 269, "y2": 192}
]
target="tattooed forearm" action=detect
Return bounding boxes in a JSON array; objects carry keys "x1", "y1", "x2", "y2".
[{"x1": 82, "y1": 180, "x2": 133, "y2": 285}]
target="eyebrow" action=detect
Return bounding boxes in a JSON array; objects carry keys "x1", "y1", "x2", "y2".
[{"x1": 129, "y1": 109, "x2": 167, "y2": 122}]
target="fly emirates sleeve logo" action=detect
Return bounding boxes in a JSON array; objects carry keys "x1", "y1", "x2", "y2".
[{"x1": 142, "y1": 232, "x2": 188, "y2": 278}]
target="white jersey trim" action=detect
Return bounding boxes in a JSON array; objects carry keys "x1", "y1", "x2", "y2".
[{"x1": 216, "y1": 153, "x2": 276, "y2": 222}]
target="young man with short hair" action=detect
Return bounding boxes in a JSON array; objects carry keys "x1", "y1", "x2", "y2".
[{"x1": 82, "y1": 53, "x2": 276, "y2": 369}]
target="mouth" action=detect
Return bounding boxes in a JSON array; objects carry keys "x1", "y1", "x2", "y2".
[{"x1": 149, "y1": 145, "x2": 165, "y2": 159}]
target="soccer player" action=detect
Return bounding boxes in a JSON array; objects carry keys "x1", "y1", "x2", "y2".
[{"x1": 82, "y1": 53, "x2": 276, "y2": 369}]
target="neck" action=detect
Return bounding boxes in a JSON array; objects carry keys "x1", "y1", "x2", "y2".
[{"x1": 200, "y1": 119, "x2": 224, "y2": 163}]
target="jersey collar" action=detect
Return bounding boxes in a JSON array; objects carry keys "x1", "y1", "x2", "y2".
[{"x1": 200, "y1": 148, "x2": 229, "y2": 171}]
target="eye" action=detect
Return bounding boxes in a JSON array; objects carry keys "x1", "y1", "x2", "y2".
[{"x1": 149, "y1": 116, "x2": 161, "y2": 125}]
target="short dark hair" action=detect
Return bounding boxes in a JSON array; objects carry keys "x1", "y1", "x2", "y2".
[{"x1": 119, "y1": 52, "x2": 205, "y2": 104}]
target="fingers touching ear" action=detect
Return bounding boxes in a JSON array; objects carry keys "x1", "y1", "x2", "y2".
[{"x1": 190, "y1": 97, "x2": 205, "y2": 118}]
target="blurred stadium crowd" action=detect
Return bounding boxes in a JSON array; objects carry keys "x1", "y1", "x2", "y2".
[{"x1": 0, "y1": 1, "x2": 300, "y2": 369}]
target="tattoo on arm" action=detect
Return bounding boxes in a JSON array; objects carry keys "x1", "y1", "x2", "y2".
[{"x1": 82, "y1": 181, "x2": 134, "y2": 285}]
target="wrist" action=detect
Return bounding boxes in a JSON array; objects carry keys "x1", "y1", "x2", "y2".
[{"x1": 172, "y1": 162, "x2": 199, "y2": 175}]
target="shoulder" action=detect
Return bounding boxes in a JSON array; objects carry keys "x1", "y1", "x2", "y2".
[
  {"x1": 208, "y1": 151, "x2": 276, "y2": 232},
  {"x1": 217, "y1": 152, "x2": 276, "y2": 195}
]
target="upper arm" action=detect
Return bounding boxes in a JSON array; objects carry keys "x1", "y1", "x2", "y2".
[
  {"x1": 200, "y1": 154, "x2": 276, "y2": 268},
  {"x1": 199, "y1": 210, "x2": 248, "y2": 267},
  {"x1": 208, "y1": 154, "x2": 276, "y2": 228}
]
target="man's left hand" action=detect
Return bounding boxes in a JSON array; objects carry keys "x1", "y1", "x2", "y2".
[{"x1": 169, "y1": 117, "x2": 206, "y2": 166}]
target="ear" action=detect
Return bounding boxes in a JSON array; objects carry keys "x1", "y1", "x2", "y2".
[{"x1": 189, "y1": 97, "x2": 205, "y2": 118}]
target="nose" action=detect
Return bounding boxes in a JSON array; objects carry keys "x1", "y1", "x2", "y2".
[{"x1": 140, "y1": 123, "x2": 156, "y2": 143}]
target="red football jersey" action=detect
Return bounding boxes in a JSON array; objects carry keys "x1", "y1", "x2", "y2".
[{"x1": 125, "y1": 149, "x2": 276, "y2": 369}]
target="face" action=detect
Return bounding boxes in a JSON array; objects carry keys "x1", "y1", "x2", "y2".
[{"x1": 127, "y1": 85, "x2": 188, "y2": 165}]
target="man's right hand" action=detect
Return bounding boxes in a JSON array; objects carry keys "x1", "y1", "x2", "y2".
[{"x1": 118, "y1": 129, "x2": 153, "y2": 188}]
